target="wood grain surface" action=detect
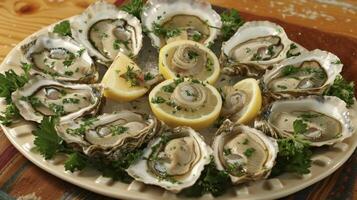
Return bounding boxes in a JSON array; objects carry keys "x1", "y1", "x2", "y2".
[{"x1": 0, "y1": 0, "x2": 356, "y2": 200}]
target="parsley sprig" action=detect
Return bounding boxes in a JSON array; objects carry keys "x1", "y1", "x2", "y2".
[
  {"x1": 53, "y1": 20, "x2": 72, "y2": 37},
  {"x1": 180, "y1": 158, "x2": 232, "y2": 197},
  {"x1": 0, "y1": 63, "x2": 32, "y2": 125},
  {"x1": 324, "y1": 75, "x2": 355, "y2": 107},
  {"x1": 120, "y1": 0, "x2": 144, "y2": 19},
  {"x1": 220, "y1": 9, "x2": 245, "y2": 41},
  {"x1": 271, "y1": 119, "x2": 312, "y2": 176}
]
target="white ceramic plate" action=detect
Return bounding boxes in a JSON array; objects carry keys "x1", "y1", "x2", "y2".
[{"x1": 1, "y1": 19, "x2": 356, "y2": 200}]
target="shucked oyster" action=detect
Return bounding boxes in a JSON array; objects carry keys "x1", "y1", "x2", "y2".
[
  {"x1": 159, "y1": 40, "x2": 220, "y2": 84},
  {"x1": 55, "y1": 111, "x2": 162, "y2": 159},
  {"x1": 213, "y1": 120, "x2": 278, "y2": 184},
  {"x1": 71, "y1": 0, "x2": 143, "y2": 64},
  {"x1": 221, "y1": 21, "x2": 306, "y2": 77},
  {"x1": 12, "y1": 76, "x2": 103, "y2": 123},
  {"x1": 254, "y1": 96, "x2": 354, "y2": 146},
  {"x1": 142, "y1": 0, "x2": 222, "y2": 48},
  {"x1": 261, "y1": 49, "x2": 342, "y2": 99},
  {"x1": 127, "y1": 126, "x2": 212, "y2": 192},
  {"x1": 21, "y1": 33, "x2": 98, "y2": 83}
]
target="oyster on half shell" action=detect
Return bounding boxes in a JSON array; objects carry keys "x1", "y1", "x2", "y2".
[
  {"x1": 21, "y1": 33, "x2": 98, "y2": 83},
  {"x1": 221, "y1": 21, "x2": 306, "y2": 77},
  {"x1": 12, "y1": 76, "x2": 103, "y2": 123},
  {"x1": 213, "y1": 120, "x2": 278, "y2": 184},
  {"x1": 142, "y1": 0, "x2": 222, "y2": 48},
  {"x1": 71, "y1": 0, "x2": 143, "y2": 64},
  {"x1": 55, "y1": 111, "x2": 162, "y2": 160},
  {"x1": 126, "y1": 126, "x2": 212, "y2": 192},
  {"x1": 254, "y1": 96, "x2": 354, "y2": 146},
  {"x1": 261, "y1": 49, "x2": 342, "y2": 99}
]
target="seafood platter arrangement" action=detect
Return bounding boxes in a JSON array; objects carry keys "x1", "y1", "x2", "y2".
[{"x1": 0, "y1": 0, "x2": 356, "y2": 199}]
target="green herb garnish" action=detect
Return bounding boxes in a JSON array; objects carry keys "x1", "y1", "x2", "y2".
[
  {"x1": 53, "y1": 20, "x2": 72, "y2": 37},
  {"x1": 324, "y1": 75, "x2": 355, "y2": 107},
  {"x1": 220, "y1": 9, "x2": 244, "y2": 41},
  {"x1": 120, "y1": 0, "x2": 144, "y2": 19},
  {"x1": 151, "y1": 96, "x2": 166, "y2": 104}
]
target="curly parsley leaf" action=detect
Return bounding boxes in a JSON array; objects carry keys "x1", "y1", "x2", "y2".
[
  {"x1": 53, "y1": 20, "x2": 72, "y2": 37},
  {"x1": 271, "y1": 137, "x2": 312, "y2": 176},
  {"x1": 65, "y1": 152, "x2": 88, "y2": 172},
  {"x1": 180, "y1": 159, "x2": 232, "y2": 197},
  {"x1": 0, "y1": 62, "x2": 31, "y2": 103},
  {"x1": 220, "y1": 9, "x2": 245, "y2": 41},
  {"x1": 324, "y1": 75, "x2": 355, "y2": 107},
  {"x1": 120, "y1": 0, "x2": 144, "y2": 19},
  {"x1": 0, "y1": 103, "x2": 20, "y2": 126},
  {"x1": 33, "y1": 116, "x2": 63, "y2": 160},
  {"x1": 293, "y1": 119, "x2": 308, "y2": 135}
]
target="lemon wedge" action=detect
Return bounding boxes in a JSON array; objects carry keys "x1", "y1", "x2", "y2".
[
  {"x1": 101, "y1": 53, "x2": 148, "y2": 102},
  {"x1": 149, "y1": 78, "x2": 222, "y2": 129},
  {"x1": 159, "y1": 40, "x2": 220, "y2": 84},
  {"x1": 221, "y1": 78, "x2": 262, "y2": 124}
]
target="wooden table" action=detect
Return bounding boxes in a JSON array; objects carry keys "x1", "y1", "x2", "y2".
[{"x1": 0, "y1": 0, "x2": 356, "y2": 199}]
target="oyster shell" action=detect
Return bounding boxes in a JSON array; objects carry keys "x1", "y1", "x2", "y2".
[
  {"x1": 142, "y1": 0, "x2": 222, "y2": 48},
  {"x1": 71, "y1": 0, "x2": 143, "y2": 64},
  {"x1": 254, "y1": 96, "x2": 354, "y2": 146},
  {"x1": 261, "y1": 49, "x2": 342, "y2": 99},
  {"x1": 126, "y1": 126, "x2": 212, "y2": 192},
  {"x1": 12, "y1": 76, "x2": 103, "y2": 123},
  {"x1": 213, "y1": 120, "x2": 278, "y2": 184},
  {"x1": 55, "y1": 111, "x2": 162, "y2": 159},
  {"x1": 221, "y1": 21, "x2": 306, "y2": 77},
  {"x1": 21, "y1": 33, "x2": 98, "y2": 83}
]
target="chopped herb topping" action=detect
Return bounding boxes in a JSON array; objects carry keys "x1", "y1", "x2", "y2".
[
  {"x1": 152, "y1": 22, "x2": 181, "y2": 38},
  {"x1": 242, "y1": 138, "x2": 249, "y2": 145},
  {"x1": 113, "y1": 39, "x2": 129, "y2": 50},
  {"x1": 62, "y1": 98, "x2": 80, "y2": 104},
  {"x1": 49, "y1": 103, "x2": 65, "y2": 116},
  {"x1": 243, "y1": 147, "x2": 255, "y2": 157},
  {"x1": 144, "y1": 72, "x2": 154, "y2": 81},
  {"x1": 121, "y1": 66, "x2": 140, "y2": 87},
  {"x1": 162, "y1": 84, "x2": 175, "y2": 93},
  {"x1": 151, "y1": 96, "x2": 166, "y2": 104},
  {"x1": 110, "y1": 125, "x2": 129, "y2": 136},
  {"x1": 192, "y1": 32, "x2": 203, "y2": 42},
  {"x1": 66, "y1": 117, "x2": 99, "y2": 136},
  {"x1": 223, "y1": 148, "x2": 231, "y2": 156}
]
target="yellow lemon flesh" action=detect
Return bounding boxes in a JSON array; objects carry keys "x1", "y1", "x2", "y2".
[
  {"x1": 233, "y1": 78, "x2": 262, "y2": 124},
  {"x1": 149, "y1": 79, "x2": 222, "y2": 129},
  {"x1": 159, "y1": 40, "x2": 220, "y2": 85},
  {"x1": 101, "y1": 52, "x2": 148, "y2": 102}
]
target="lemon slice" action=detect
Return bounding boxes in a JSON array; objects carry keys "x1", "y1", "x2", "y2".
[
  {"x1": 159, "y1": 40, "x2": 220, "y2": 84},
  {"x1": 149, "y1": 78, "x2": 222, "y2": 129},
  {"x1": 101, "y1": 53, "x2": 148, "y2": 102},
  {"x1": 221, "y1": 78, "x2": 262, "y2": 124}
]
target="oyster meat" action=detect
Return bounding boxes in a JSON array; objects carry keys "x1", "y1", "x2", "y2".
[
  {"x1": 213, "y1": 120, "x2": 278, "y2": 184},
  {"x1": 221, "y1": 21, "x2": 306, "y2": 77},
  {"x1": 261, "y1": 49, "x2": 342, "y2": 99},
  {"x1": 12, "y1": 76, "x2": 103, "y2": 123},
  {"x1": 159, "y1": 40, "x2": 220, "y2": 84},
  {"x1": 21, "y1": 33, "x2": 98, "y2": 83},
  {"x1": 71, "y1": 0, "x2": 143, "y2": 64},
  {"x1": 55, "y1": 111, "x2": 161, "y2": 159},
  {"x1": 255, "y1": 96, "x2": 354, "y2": 146},
  {"x1": 142, "y1": 0, "x2": 222, "y2": 48},
  {"x1": 126, "y1": 126, "x2": 212, "y2": 192}
]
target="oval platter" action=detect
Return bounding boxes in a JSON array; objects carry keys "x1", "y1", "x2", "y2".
[{"x1": 1, "y1": 6, "x2": 357, "y2": 200}]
